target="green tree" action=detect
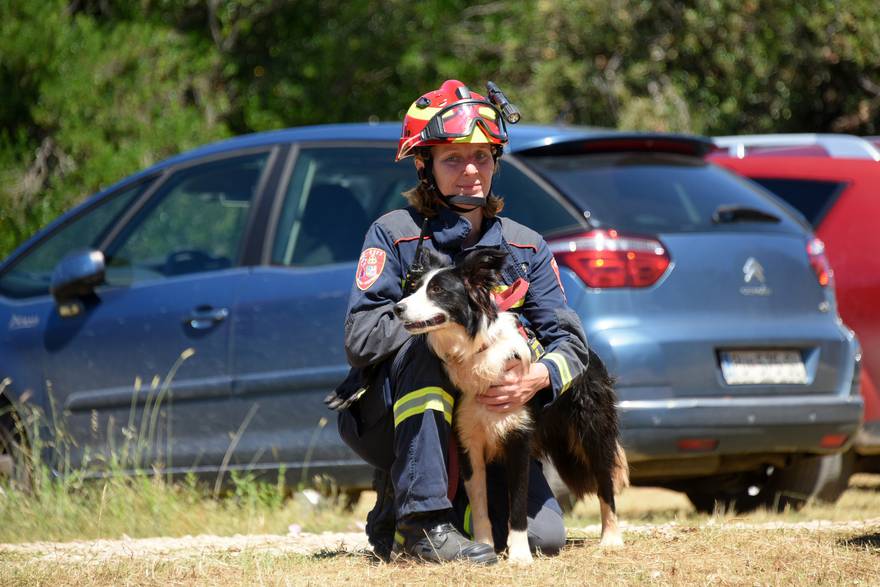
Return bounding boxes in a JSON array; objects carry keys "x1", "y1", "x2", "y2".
[
  {"x1": 0, "y1": 0, "x2": 229, "y2": 256},
  {"x1": 2, "y1": 0, "x2": 879, "y2": 258}
]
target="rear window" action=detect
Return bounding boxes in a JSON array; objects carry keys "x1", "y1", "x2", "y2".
[
  {"x1": 749, "y1": 178, "x2": 846, "y2": 228},
  {"x1": 520, "y1": 152, "x2": 805, "y2": 234}
]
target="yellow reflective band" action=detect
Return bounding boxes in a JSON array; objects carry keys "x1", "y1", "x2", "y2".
[
  {"x1": 529, "y1": 338, "x2": 545, "y2": 359},
  {"x1": 477, "y1": 106, "x2": 498, "y2": 119},
  {"x1": 543, "y1": 352, "x2": 573, "y2": 394},
  {"x1": 394, "y1": 531, "x2": 404, "y2": 545},
  {"x1": 393, "y1": 386, "x2": 455, "y2": 428},
  {"x1": 464, "y1": 504, "x2": 473, "y2": 538},
  {"x1": 405, "y1": 104, "x2": 440, "y2": 121}
]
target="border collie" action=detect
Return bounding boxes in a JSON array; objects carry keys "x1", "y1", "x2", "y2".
[{"x1": 393, "y1": 248, "x2": 629, "y2": 564}]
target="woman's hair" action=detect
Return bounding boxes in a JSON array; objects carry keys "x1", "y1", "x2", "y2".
[{"x1": 402, "y1": 149, "x2": 505, "y2": 218}]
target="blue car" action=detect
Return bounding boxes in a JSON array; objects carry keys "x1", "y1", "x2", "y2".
[{"x1": 0, "y1": 124, "x2": 862, "y2": 512}]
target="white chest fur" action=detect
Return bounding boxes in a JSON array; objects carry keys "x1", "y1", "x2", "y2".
[{"x1": 427, "y1": 312, "x2": 533, "y2": 462}]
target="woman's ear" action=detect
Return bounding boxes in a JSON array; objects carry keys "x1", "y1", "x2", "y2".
[{"x1": 414, "y1": 157, "x2": 425, "y2": 172}]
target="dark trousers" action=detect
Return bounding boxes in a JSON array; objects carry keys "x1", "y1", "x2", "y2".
[{"x1": 339, "y1": 336, "x2": 565, "y2": 553}]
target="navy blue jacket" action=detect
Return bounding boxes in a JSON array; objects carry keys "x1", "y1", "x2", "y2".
[{"x1": 344, "y1": 206, "x2": 589, "y2": 403}]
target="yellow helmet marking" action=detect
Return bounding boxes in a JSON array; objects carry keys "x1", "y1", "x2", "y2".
[{"x1": 405, "y1": 104, "x2": 440, "y2": 121}]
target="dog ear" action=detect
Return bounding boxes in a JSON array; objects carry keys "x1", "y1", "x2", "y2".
[
  {"x1": 457, "y1": 249, "x2": 507, "y2": 331},
  {"x1": 416, "y1": 247, "x2": 448, "y2": 271},
  {"x1": 457, "y1": 248, "x2": 507, "y2": 289}
]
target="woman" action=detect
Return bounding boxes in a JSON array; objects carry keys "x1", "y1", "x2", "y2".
[{"x1": 335, "y1": 80, "x2": 590, "y2": 564}]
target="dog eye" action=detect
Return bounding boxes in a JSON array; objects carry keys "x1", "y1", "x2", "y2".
[{"x1": 429, "y1": 284, "x2": 443, "y2": 294}]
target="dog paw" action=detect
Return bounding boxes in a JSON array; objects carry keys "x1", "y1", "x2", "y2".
[
  {"x1": 506, "y1": 530, "x2": 532, "y2": 565},
  {"x1": 599, "y1": 532, "x2": 624, "y2": 549},
  {"x1": 506, "y1": 547, "x2": 533, "y2": 565}
]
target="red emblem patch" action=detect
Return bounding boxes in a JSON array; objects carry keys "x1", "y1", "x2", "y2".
[
  {"x1": 550, "y1": 257, "x2": 566, "y2": 301},
  {"x1": 356, "y1": 248, "x2": 387, "y2": 291}
]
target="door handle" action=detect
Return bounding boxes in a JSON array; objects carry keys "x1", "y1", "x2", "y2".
[{"x1": 185, "y1": 306, "x2": 229, "y2": 330}]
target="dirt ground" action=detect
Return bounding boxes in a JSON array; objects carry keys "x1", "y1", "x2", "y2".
[{"x1": 3, "y1": 476, "x2": 880, "y2": 586}]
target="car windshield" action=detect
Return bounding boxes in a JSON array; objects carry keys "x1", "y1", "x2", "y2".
[{"x1": 520, "y1": 152, "x2": 805, "y2": 234}]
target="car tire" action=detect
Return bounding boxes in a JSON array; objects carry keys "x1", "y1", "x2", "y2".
[
  {"x1": 769, "y1": 452, "x2": 855, "y2": 508},
  {"x1": 0, "y1": 424, "x2": 32, "y2": 492},
  {"x1": 686, "y1": 485, "x2": 774, "y2": 514},
  {"x1": 686, "y1": 453, "x2": 855, "y2": 514}
]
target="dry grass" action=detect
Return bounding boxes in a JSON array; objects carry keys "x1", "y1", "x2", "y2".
[
  {"x1": 3, "y1": 474, "x2": 879, "y2": 586},
  {"x1": 2, "y1": 524, "x2": 878, "y2": 586}
]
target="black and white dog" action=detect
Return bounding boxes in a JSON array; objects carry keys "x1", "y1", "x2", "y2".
[{"x1": 393, "y1": 248, "x2": 629, "y2": 564}]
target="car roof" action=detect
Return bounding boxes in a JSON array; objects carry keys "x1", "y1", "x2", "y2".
[
  {"x1": 713, "y1": 134, "x2": 880, "y2": 161},
  {"x1": 152, "y1": 123, "x2": 713, "y2": 171},
  {"x1": 710, "y1": 154, "x2": 880, "y2": 181},
  {"x1": 0, "y1": 124, "x2": 712, "y2": 268}
]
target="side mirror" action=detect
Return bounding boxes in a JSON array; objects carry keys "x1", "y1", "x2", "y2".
[{"x1": 50, "y1": 249, "x2": 106, "y2": 307}]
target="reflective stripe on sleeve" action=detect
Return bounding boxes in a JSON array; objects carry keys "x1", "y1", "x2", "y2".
[
  {"x1": 393, "y1": 386, "x2": 455, "y2": 428},
  {"x1": 543, "y1": 352, "x2": 573, "y2": 394}
]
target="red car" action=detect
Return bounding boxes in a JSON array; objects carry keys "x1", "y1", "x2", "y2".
[{"x1": 710, "y1": 134, "x2": 880, "y2": 477}]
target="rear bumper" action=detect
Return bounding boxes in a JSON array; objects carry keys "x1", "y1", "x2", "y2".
[{"x1": 620, "y1": 394, "x2": 864, "y2": 480}]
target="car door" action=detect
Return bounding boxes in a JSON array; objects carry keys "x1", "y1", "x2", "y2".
[
  {"x1": 40, "y1": 149, "x2": 275, "y2": 472},
  {"x1": 228, "y1": 144, "x2": 413, "y2": 486}
]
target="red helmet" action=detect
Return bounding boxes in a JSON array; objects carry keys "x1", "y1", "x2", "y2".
[{"x1": 396, "y1": 80, "x2": 510, "y2": 161}]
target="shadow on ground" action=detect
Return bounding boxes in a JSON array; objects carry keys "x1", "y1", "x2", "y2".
[{"x1": 838, "y1": 533, "x2": 880, "y2": 552}]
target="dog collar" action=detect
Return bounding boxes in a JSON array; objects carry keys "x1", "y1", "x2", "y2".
[{"x1": 493, "y1": 278, "x2": 529, "y2": 312}]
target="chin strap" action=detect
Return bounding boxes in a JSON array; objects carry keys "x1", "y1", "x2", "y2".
[{"x1": 438, "y1": 194, "x2": 485, "y2": 212}]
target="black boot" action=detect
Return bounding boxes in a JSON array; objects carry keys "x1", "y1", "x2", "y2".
[
  {"x1": 392, "y1": 511, "x2": 498, "y2": 565},
  {"x1": 365, "y1": 468, "x2": 396, "y2": 562}
]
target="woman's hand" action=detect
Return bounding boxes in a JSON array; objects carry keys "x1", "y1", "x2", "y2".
[{"x1": 478, "y1": 359, "x2": 551, "y2": 413}]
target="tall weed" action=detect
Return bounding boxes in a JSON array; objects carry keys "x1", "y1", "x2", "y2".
[{"x1": 0, "y1": 350, "x2": 357, "y2": 543}]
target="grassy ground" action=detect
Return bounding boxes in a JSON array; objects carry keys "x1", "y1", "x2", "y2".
[{"x1": 2, "y1": 474, "x2": 879, "y2": 586}]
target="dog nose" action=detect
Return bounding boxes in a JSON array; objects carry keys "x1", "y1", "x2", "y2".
[{"x1": 393, "y1": 303, "x2": 405, "y2": 318}]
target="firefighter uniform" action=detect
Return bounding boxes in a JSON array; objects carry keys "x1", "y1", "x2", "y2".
[{"x1": 338, "y1": 205, "x2": 588, "y2": 551}]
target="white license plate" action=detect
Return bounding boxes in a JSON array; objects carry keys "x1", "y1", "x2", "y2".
[{"x1": 719, "y1": 350, "x2": 808, "y2": 385}]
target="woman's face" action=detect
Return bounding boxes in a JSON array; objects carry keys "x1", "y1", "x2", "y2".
[{"x1": 419, "y1": 143, "x2": 495, "y2": 199}]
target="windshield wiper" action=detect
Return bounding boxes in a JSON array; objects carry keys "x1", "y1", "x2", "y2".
[{"x1": 712, "y1": 205, "x2": 781, "y2": 224}]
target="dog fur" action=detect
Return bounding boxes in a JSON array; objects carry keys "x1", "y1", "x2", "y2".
[{"x1": 393, "y1": 248, "x2": 629, "y2": 564}]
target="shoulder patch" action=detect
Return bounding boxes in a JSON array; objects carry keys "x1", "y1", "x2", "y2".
[{"x1": 356, "y1": 247, "x2": 387, "y2": 290}]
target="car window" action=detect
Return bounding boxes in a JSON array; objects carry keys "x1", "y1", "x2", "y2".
[
  {"x1": 271, "y1": 147, "x2": 412, "y2": 267},
  {"x1": 493, "y1": 160, "x2": 582, "y2": 236},
  {"x1": 0, "y1": 180, "x2": 150, "y2": 299},
  {"x1": 521, "y1": 152, "x2": 804, "y2": 234},
  {"x1": 104, "y1": 152, "x2": 268, "y2": 285},
  {"x1": 749, "y1": 178, "x2": 846, "y2": 228},
  {"x1": 270, "y1": 147, "x2": 584, "y2": 267}
]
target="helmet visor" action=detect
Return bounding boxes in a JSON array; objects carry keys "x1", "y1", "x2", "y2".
[{"x1": 422, "y1": 100, "x2": 508, "y2": 142}]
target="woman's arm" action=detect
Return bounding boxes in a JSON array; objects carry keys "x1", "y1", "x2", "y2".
[{"x1": 344, "y1": 222, "x2": 410, "y2": 368}]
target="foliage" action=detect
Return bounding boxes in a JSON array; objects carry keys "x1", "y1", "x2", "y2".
[{"x1": 2, "y1": 0, "x2": 879, "y2": 258}]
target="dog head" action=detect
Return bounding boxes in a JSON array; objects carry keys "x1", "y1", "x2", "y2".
[{"x1": 394, "y1": 247, "x2": 507, "y2": 338}]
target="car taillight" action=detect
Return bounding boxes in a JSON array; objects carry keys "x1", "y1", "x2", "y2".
[
  {"x1": 806, "y1": 237, "x2": 833, "y2": 288},
  {"x1": 548, "y1": 230, "x2": 671, "y2": 288}
]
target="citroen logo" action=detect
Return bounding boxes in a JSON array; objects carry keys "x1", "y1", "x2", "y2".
[
  {"x1": 740, "y1": 257, "x2": 771, "y2": 296},
  {"x1": 743, "y1": 257, "x2": 765, "y2": 284}
]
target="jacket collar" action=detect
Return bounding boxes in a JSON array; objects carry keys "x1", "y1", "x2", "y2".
[{"x1": 427, "y1": 207, "x2": 503, "y2": 252}]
